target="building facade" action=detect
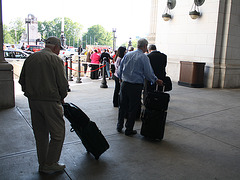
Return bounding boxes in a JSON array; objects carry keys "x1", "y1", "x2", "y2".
[
  {"x1": 149, "y1": 0, "x2": 240, "y2": 88},
  {"x1": 21, "y1": 14, "x2": 41, "y2": 46}
]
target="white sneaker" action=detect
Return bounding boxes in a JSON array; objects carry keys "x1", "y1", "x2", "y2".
[{"x1": 39, "y1": 162, "x2": 66, "y2": 174}]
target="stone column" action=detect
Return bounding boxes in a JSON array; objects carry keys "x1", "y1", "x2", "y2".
[
  {"x1": 0, "y1": 0, "x2": 15, "y2": 109},
  {"x1": 148, "y1": 0, "x2": 158, "y2": 45}
]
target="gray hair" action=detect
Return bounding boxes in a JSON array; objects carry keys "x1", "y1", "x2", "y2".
[{"x1": 137, "y1": 38, "x2": 148, "y2": 48}]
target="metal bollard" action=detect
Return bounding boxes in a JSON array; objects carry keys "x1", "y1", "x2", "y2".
[
  {"x1": 68, "y1": 55, "x2": 73, "y2": 81},
  {"x1": 64, "y1": 57, "x2": 71, "y2": 92},
  {"x1": 100, "y1": 61, "x2": 108, "y2": 88},
  {"x1": 65, "y1": 57, "x2": 68, "y2": 80},
  {"x1": 76, "y1": 55, "x2": 82, "y2": 83}
]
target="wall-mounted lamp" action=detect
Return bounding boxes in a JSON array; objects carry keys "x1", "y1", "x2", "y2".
[
  {"x1": 162, "y1": 7, "x2": 172, "y2": 21},
  {"x1": 162, "y1": 0, "x2": 176, "y2": 21},
  {"x1": 189, "y1": 0, "x2": 205, "y2": 19}
]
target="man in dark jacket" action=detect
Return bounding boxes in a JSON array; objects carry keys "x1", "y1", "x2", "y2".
[
  {"x1": 100, "y1": 49, "x2": 113, "y2": 79},
  {"x1": 145, "y1": 44, "x2": 167, "y2": 93}
]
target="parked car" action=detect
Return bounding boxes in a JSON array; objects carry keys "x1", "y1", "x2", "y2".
[
  {"x1": 4, "y1": 49, "x2": 29, "y2": 61},
  {"x1": 26, "y1": 45, "x2": 44, "y2": 52},
  {"x1": 59, "y1": 48, "x2": 79, "y2": 60},
  {"x1": 23, "y1": 50, "x2": 34, "y2": 55}
]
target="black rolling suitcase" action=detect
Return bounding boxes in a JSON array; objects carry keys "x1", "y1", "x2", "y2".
[
  {"x1": 63, "y1": 103, "x2": 110, "y2": 159},
  {"x1": 141, "y1": 85, "x2": 170, "y2": 140}
]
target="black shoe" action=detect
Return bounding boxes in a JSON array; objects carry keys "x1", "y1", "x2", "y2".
[
  {"x1": 116, "y1": 128, "x2": 122, "y2": 133},
  {"x1": 125, "y1": 130, "x2": 137, "y2": 136}
]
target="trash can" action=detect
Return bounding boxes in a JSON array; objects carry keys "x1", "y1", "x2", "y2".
[{"x1": 178, "y1": 61, "x2": 205, "y2": 88}]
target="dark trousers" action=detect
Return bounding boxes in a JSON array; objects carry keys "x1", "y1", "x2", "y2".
[
  {"x1": 83, "y1": 64, "x2": 88, "y2": 74},
  {"x1": 90, "y1": 64, "x2": 99, "y2": 79},
  {"x1": 113, "y1": 75, "x2": 120, "y2": 107},
  {"x1": 117, "y1": 82, "x2": 143, "y2": 132}
]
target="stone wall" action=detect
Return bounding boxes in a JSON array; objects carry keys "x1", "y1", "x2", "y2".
[{"x1": 155, "y1": 0, "x2": 240, "y2": 88}]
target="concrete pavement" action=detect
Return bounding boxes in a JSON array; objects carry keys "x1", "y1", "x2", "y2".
[{"x1": 0, "y1": 77, "x2": 240, "y2": 180}]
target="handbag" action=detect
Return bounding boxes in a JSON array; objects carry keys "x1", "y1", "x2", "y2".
[{"x1": 163, "y1": 76, "x2": 172, "y2": 92}]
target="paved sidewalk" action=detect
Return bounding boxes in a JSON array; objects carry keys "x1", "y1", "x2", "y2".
[{"x1": 0, "y1": 77, "x2": 240, "y2": 180}]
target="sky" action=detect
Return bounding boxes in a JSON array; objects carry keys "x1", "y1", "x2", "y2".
[{"x1": 2, "y1": 0, "x2": 151, "y2": 46}]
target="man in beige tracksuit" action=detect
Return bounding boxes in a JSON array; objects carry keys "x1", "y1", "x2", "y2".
[{"x1": 19, "y1": 37, "x2": 68, "y2": 174}]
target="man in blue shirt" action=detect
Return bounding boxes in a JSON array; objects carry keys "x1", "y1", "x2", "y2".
[{"x1": 117, "y1": 38, "x2": 163, "y2": 136}]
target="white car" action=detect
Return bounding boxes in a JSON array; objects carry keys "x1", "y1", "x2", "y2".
[
  {"x1": 4, "y1": 49, "x2": 29, "y2": 61},
  {"x1": 59, "y1": 48, "x2": 79, "y2": 60}
]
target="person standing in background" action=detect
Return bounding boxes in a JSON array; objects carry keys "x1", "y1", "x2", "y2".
[
  {"x1": 90, "y1": 49, "x2": 101, "y2": 79},
  {"x1": 117, "y1": 38, "x2": 163, "y2": 136},
  {"x1": 113, "y1": 46, "x2": 126, "y2": 107},
  {"x1": 145, "y1": 44, "x2": 167, "y2": 94}
]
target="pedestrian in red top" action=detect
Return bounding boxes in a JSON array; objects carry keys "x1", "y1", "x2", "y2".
[{"x1": 90, "y1": 49, "x2": 101, "y2": 79}]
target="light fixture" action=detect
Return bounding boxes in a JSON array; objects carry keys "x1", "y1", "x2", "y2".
[
  {"x1": 189, "y1": 0, "x2": 205, "y2": 19},
  {"x1": 162, "y1": 0, "x2": 176, "y2": 21},
  {"x1": 162, "y1": 7, "x2": 171, "y2": 21}
]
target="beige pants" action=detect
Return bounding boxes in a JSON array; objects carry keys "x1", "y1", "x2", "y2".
[{"x1": 28, "y1": 100, "x2": 65, "y2": 165}]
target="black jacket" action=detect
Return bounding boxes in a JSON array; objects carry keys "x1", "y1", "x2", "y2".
[
  {"x1": 100, "y1": 52, "x2": 112, "y2": 63},
  {"x1": 145, "y1": 51, "x2": 167, "y2": 92},
  {"x1": 147, "y1": 51, "x2": 167, "y2": 80}
]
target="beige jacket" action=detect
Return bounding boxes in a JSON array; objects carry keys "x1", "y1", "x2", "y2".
[{"x1": 19, "y1": 48, "x2": 68, "y2": 102}]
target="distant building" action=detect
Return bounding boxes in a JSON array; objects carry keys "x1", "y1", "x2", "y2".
[
  {"x1": 20, "y1": 14, "x2": 42, "y2": 46},
  {"x1": 148, "y1": 0, "x2": 240, "y2": 88}
]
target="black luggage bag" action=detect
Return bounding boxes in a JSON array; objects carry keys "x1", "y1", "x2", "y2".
[
  {"x1": 144, "y1": 86, "x2": 170, "y2": 111},
  {"x1": 141, "y1": 85, "x2": 170, "y2": 140},
  {"x1": 141, "y1": 108, "x2": 167, "y2": 140},
  {"x1": 63, "y1": 103, "x2": 110, "y2": 159}
]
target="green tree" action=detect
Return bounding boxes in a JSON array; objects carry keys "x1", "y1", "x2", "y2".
[
  {"x1": 9, "y1": 18, "x2": 25, "y2": 44},
  {"x1": 121, "y1": 38, "x2": 138, "y2": 49},
  {"x1": 38, "y1": 20, "x2": 56, "y2": 38},
  {"x1": 3, "y1": 18, "x2": 25, "y2": 44},
  {"x1": 82, "y1": 25, "x2": 112, "y2": 48},
  {"x1": 3, "y1": 25, "x2": 14, "y2": 44},
  {"x1": 38, "y1": 17, "x2": 82, "y2": 47},
  {"x1": 38, "y1": 17, "x2": 83, "y2": 47},
  {"x1": 64, "y1": 17, "x2": 82, "y2": 47}
]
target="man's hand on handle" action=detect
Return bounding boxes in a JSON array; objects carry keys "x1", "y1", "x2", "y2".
[{"x1": 156, "y1": 79, "x2": 163, "y2": 86}]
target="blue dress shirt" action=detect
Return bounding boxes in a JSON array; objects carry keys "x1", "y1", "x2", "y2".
[{"x1": 117, "y1": 49, "x2": 158, "y2": 84}]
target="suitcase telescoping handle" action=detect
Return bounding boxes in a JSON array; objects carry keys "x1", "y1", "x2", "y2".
[{"x1": 155, "y1": 84, "x2": 165, "y2": 92}]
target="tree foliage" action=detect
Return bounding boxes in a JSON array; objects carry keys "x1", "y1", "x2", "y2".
[
  {"x1": 3, "y1": 18, "x2": 25, "y2": 44},
  {"x1": 38, "y1": 17, "x2": 83, "y2": 47},
  {"x1": 82, "y1": 25, "x2": 112, "y2": 48},
  {"x1": 121, "y1": 38, "x2": 138, "y2": 49},
  {"x1": 4, "y1": 17, "x2": 113, "y2": 49},
  {"x1": 3, "y1": 25, "x2": 14, "y2": 44}
]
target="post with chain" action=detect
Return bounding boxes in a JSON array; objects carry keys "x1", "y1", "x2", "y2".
[
  {"x1": 65, "y1": 57, "x2": 68, "y2": 80},
  {"x1": 68, "y1": 55, "x2": 73, "y2": 81},
  {"x1": 76, "y1": 55, "x2": 82, "y2": 83},
  {"x1": 100, "y1": 58, "x2": 108, "y2": 88}
]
